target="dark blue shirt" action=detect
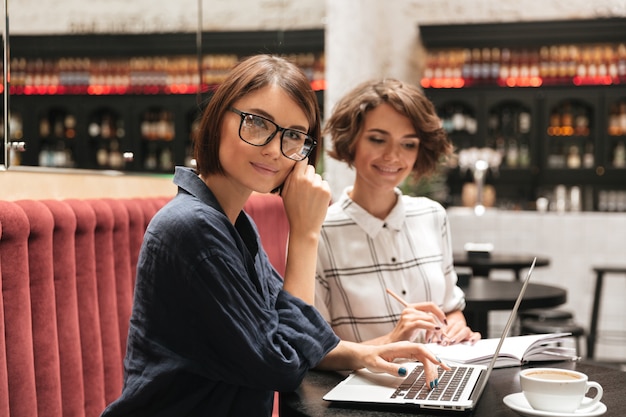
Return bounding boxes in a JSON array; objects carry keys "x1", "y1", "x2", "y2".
[{"x1": 101, "y1": 167, "x2": 340, "y2": 417}]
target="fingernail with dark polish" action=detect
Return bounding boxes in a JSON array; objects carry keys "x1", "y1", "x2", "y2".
[
  {"x1": 398, "y1": 367, "x2": 407, "y2": 376},
  {"x1": 429, "y1": 380, "x2": 435, "y2": 389}
]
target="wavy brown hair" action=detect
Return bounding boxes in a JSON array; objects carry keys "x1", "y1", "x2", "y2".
[
  {"x1": 194, "y1": 54, "x2": 321, "y2": 178},
  {"x1": 325, "y1": 78, "x2": 451, "y2": 178}
]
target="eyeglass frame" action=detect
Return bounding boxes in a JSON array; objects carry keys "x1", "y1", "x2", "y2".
[{"x1": 229, "y1": 107, "x2": 317, "y2": 161}]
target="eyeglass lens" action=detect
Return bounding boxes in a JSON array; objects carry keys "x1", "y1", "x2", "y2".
[{"x1": 238, "y1": 111, "x2": 315, "y2": 161}]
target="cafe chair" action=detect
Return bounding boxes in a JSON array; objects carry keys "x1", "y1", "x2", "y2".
[
  {"x1": 519, "y1": 308, "x2": 585, "y2": 356},
  {"x1": 587, "y1": 266, "x2": 626, "y2": 360}
]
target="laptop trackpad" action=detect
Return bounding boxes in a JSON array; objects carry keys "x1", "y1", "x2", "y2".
[{"x1": 344, "y1": 370, "x2": 404, "y2": 388}]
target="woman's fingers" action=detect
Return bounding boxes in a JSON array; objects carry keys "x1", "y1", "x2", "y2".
[
  {"x1": 281, "y1": 159, "x2": 331, "y2": 233},
  {"x1": 468, "y1": 331, "x2": 481, "y2": 344},
  {"x1": 370, "y1": 342, "x2": 450, "y2": 390},
  {"x1": 399, "y1": 308, "x2": 450, "y2": 341},
  {"x1": 408, "y1": 302, "x2": 448, "y2": 327},
  {"x1": 438, "y1": 325, "x2": 482, "y2": 346}
]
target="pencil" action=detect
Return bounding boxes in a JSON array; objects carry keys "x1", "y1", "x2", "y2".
[
  {"x1": 385, "y1": 288, "x2": 409, "y2": 307},
  {"x1": 385, "y1": 288, "x2": 449, "y2": 339}
]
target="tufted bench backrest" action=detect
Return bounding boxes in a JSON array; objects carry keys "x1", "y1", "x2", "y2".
[{"x1": 0, "y1": 192, "x2": 289, "y2": 417}]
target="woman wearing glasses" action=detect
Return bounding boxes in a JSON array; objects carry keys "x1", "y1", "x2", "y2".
[
  {"x1": 315, "y1": 79, "x2": 480, "y2": 347},
  {"x1": 100, "y1": 55, "x2": 446, "y2": 417}
]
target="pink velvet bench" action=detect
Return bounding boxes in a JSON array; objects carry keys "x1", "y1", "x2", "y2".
[{"x1": 0, "y1": 192, "x2": 288, "y2": 417}]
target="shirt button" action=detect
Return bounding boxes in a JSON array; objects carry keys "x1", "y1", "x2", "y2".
[{"x1": 391, "y1": 257, "x2": 396, "y2": 263}]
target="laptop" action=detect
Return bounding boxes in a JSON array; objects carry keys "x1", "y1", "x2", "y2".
[{"x1": 322, "y1": 257, "x2": 538, "y2": 412}]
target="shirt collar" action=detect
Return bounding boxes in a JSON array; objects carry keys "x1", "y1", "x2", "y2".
[
  {"x1": 338, "y1": 186, "x2": 406, "y2": 238},
  {"x1": 173, "y1": 166, "x2": 223, "y2": 212},
  {"x1": 173, "y1": 166, "x2": 258, "y2": 255}
]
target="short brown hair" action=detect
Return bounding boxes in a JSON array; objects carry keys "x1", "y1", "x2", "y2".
[
  {"x1": 194, "y1": 54, "x2": 321, "y2": 177},
  {"x1": 324, "y1": 78, "x2": 451, "y2": 178}
]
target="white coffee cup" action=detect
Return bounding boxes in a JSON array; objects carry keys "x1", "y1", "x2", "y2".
[{"x1": 520, "y1": 368, "x2": 603, "y2": 413}]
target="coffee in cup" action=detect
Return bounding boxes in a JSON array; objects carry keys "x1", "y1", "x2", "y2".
[{"x1": 519, "y1": 368, "x2": 603, "y2": 413}]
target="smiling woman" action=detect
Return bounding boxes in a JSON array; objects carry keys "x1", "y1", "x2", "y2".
[{"x1": 316, "y1": 78, "x2": 481, "y2": 348}]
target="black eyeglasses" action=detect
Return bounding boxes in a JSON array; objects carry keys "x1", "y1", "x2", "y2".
[{"x1": 230, "y1": 107, "x2": 317, "y2": 161}]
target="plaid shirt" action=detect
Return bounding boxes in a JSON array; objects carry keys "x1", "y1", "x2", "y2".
[{"x1": 315, "y1": 187, "x2": 465, "y2": 343}]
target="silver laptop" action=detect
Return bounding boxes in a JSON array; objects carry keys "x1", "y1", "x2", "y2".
[{"x1": 323, "y1": 257, "x2": 537, "y2": 412}]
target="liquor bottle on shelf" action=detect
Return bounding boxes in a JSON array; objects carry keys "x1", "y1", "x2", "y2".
[
  {"x1": 159, "y1": 147, "x2": 174, "y2": 171},
  {"x1": 509, "y1": 49, "x2": 521, "y2": 81},
  {"x1": 518, "y1": 109, "x2": 531, "y2": 134},
  {"x1": 480, "y1": 48, "x2": 492, "y2": 81},
  {"x1": 566, "y1": 145, "x2": 582, "y2": 169},
  {"x1": 518, "y1": 140, "x2": 530, "y2": 168},
  {"x1": 505, "y1": 138, "x2": 519, "y2": 168},
  {"x1": 539, "y1": 46, "x2": 550, "y2": 80},
  {"x1": 573, "y1": 106, "x2": 590, "y2": 136},
  {"x1": 557, "y1": 45, "x2": 569, "y2": 80},
  {"x1": 566, "y1": 45, "x2": 578, "y2": 79},
  {"x1": 88, "y1": 109, "x2": 127, "y2": 170},
  {"x1": 583, "y1": 141, "x2": 595, "y2": 168},
  {"x1": 470, "y1": 48, "x2": 482, "y2": 82},
  {"x1": 486, "y1": 102, "x2": 532, "y2": 169},
  {"x1": 108, "y1": 139, "x2": 124, "y2": 169},
  {"x1": 576, "y1": 47, "x2": 589, "y2": 79},
  {"x1": 140, "y1": 111, "x2": 155, "y2": 140},
  {"x1": 617, "y1": 101, "x2": 626, "y2": 136},
  {"x1": 3, "y1": 112, "x2": 25, "y2": 166},
  {"x1": 186, "y1": 114, "x2": 200, "y2": 168},
  {"x1": 548, "y1": 109, "x2": 560, "y2": 136},
  {"x1": 547, "y1": 101, "x2": 589, "y2": 137},
  {"x1": 37, "y1": 109, "x2": 76, "y2": 168},
  {"x1": 140, "y1": 109, "x2": 175, "y2": 141},
  {"x1": 560, "y1": 103, "x2": 574, "y2": 136},
  {"x1": 608, "y1": 103, "x2": 621, "y2": 136},
  {"x1": 96, "y1": 145, "x2": 109, "y2": 168},
  {"x1": 37, "y1": 142, "x2": 74, "y2": 168},
  {"x1": 184, "y1": 144, "x2": 196, "y2": 168},
  {"x1": 139, "y1": 108, "x2": 176, "y2": 172},
  {"x1": 613, "y1": 140, "x2": 626, "y2": 168},
  {"x1": 53, "y1": 115, "x2": 65, "y2": 138},
  {"x1": 39, "y1": 115, "x2": 51, "y2": 138},
  {"x1": 64, "y1": 114, "x2": 77, "y2": 139},
  {"x1": 460, "y1": 49, "x2": 472, "y2": 81},
  {"x1": 490, "y1": 47, "x2": 501, "y2": 80},
  {"x1": 618, "y1": 43, "x2": 626, "y2": 82},
  {"x1": 547, "y1": 142, "x2": 566, "y2": 169},
  {"x1": 144, "y1": 149, "x2": 158, "y2": 170}
]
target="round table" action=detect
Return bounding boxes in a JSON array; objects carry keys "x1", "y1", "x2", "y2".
[
  {"x1": 280, "y1": 361, "x2": 625, "y2": 416},
  {"x1": 463, "y1": 278, "x2": 567, "y2": 337},
  {"x1": 454, "y1": 253, "x2": 551, "y2": 280}
]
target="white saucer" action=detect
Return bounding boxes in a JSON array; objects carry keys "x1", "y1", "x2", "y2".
[{"x1": 503, "y1": 392, "x2": 607, "y2": 417}]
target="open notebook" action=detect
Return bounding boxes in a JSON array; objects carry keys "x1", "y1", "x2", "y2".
[
  {"x1": 322, "y1": 258, "x2": 538, "y2": 412},
  {"x1": 426, "y1": 332, "x2": 575, "y2": 368}
]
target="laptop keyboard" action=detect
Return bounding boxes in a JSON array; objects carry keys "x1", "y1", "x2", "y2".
[{"x1": 390, "y1": 365, "x2": 472, "y2": 401}]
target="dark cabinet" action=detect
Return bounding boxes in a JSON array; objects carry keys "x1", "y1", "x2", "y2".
[
  {"x1": 11, "y1": 94, "x2": 201, "y2": 174},
  {"x1": 2, "y1": 30, "x2": 325, "y2": 174},
  {"x1": 427, "y1": 85, "x2": 626, "y2": 211},
  {"x1": 420, "y1": 18, "x2": 626, "y2": 211}
]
